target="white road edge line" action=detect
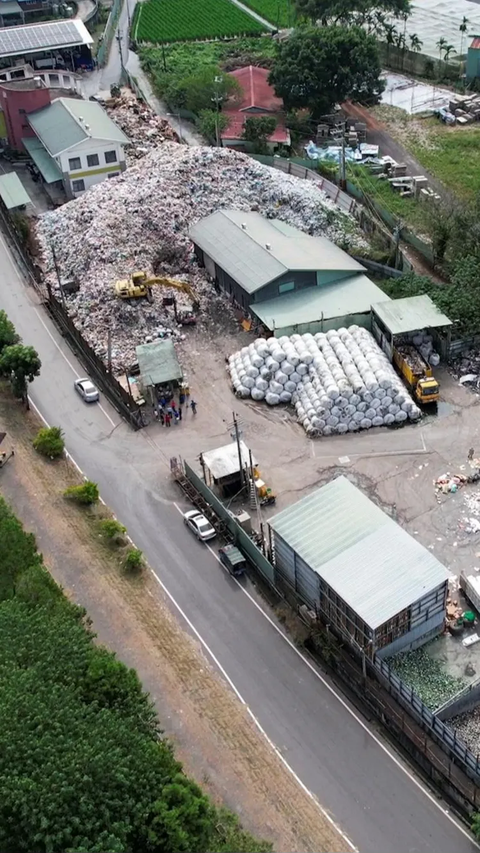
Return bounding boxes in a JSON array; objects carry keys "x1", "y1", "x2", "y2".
[
  {"x1": 31, "y1": 306, "x2": 117, "y2": 428},
  {"x1": 23, "y1": 393, "x2": 478, "y2": 851},
  {"x1": 173, "y1": 503, "x2": 480, "y2": 849}
]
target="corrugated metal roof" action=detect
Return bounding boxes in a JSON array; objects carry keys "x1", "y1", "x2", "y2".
[
  {"x1": 27, "y1": 97, "x2": 128, "y2": 157},
  {"x1": 136, "y1": 339, "x2": 183, "y2": 386},
  {"x1": 22, "y1": 136, "x2": 62, "y2": 183},
  {"x1": 252, "y1": 273, "x2": 389, "y2": 329},
  {"x1": 189, "y1": 210, "x2": 364, "y2": 294},
  {"x1": 269, "y1": 476, "x2": 450, "y2": 629},
  {"x1": 0, "y1": 2, "x2": 22, "y2": 15},
  {"x1": 202, "y1": 440, "x2": 256, "y2": 479},
  {"x1": 0, "y1": 172, "x2": 30, "y2": 209},
  {"x1": 372, "y1": 295, "x2": 452, "y2": 335}
]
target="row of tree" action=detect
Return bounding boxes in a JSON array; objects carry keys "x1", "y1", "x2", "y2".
[
  {"x1": 0, "y1": 495, "x2": 270, "y2": 852},
  {"x1": 0, "y1": 310, "x2": 40, "y2": 403}
]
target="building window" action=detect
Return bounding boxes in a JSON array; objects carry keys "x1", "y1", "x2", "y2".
[
  {"x1": 68, "y1": 157, "x2": 81, "y2": 171},
  {"x1": 104, "y1": 150, "x2": 117, "y2": 164},
  {"x1": 49, "y1": 74, "x2": 59, "y2": 85},
  {"x1": 87, "y1": 153, "x2": 99, "y2": 167},
  {"x1": 71, "y1": 179, "x2": 85, "y2": 193},
  {"x1": 279, "y1": 280, "x2": 295, "y2": 294},
  {"x1": 18, "y1": 108, "x2": 25, "y2": 114},
  {"x1": 107, "y1": 172, "x2": 120, "y2": 179}
]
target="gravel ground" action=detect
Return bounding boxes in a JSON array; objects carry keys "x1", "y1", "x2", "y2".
[{"x1": 36, "y1": 143, "x2": 365, "y2": 372}]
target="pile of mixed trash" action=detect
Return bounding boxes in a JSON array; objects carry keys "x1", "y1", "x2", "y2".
[
  {"x1": 36, "y1": 144, "x2": 363, "y2": 372},
  {"x1": 102, "y1": 90, "x2": 179, "y2": 162},
  {"x1": 450, "y1": 348, "x2": 480, "y2": 392},
  {"x1": 228, "y1": 328, "x2": 421, "y2": 436}
]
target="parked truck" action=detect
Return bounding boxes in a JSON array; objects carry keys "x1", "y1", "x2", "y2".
[{"x1": 393, "y1": 344, "x2": 439, "y2": 404}]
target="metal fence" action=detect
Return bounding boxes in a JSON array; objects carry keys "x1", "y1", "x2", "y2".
[
  {"x1": 97, "y1": 0, "x2": 123, "y2": 67},
  {"x1": 183, "y1": 461, "x2": 275, "y2": 586},
  {"x1": 46, "y1": 288, "x2": 144, "y2": 429},
  {"x1": 375, "y1": 656, "x2": 480, "y2": 783}
]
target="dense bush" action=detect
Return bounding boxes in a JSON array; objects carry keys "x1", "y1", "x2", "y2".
[
  {"x1": 33, "y1": 426, "x2": 65, "y2": 459},
  {"x1": 64, "y1": 480, "x2": 100, "y2": 506},
  {"x1": 0, "y1": 495, "x2": 271, "y2": 852}
]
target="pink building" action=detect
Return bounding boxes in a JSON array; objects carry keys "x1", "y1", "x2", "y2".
[
  {"x1": 0, "y1": 79, "x2": 51, "y2": 151},
  {"x1": 221, "y1": 66, "x2": 290, "y2": 151}
]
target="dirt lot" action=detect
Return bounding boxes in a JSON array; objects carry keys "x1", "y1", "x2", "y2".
[
  {"x1": 165, "y1": 315, "x2": 480, "y2": 588},
  {"x1": 0, "y1": 389, "x2": 349, "y2": 853}
]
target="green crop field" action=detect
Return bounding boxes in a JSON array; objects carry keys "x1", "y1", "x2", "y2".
[
  {"x1": 132, "y1": 0, "x2": 267, "y2": 44},
  {"x1": 240, "y1": 0, "x2": 294, "y2": 27}
]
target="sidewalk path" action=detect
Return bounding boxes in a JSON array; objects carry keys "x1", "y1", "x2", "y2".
[
  {"x1": 126, "y1": 51, "x2": 204, "y2": 146},
  {"x1": 75, "y1": 0, "x2": 97, "y2": 21}
]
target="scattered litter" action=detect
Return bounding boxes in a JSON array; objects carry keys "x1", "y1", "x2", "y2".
[
  {"x1": 459, "y1": 373, "x2": 478, "y2": 386},
  {"x1": 451, "y1": 706, "x2": 480, "y2": 753},
  {"x1": 228, "y1": 328, "x2": 421, "y2": 436},
  {"x1": 463, "y1": 633, "x2": 480, "y2": 648},
  {"x1": 102, "y1": 89, "x2": 179, "y2": 163},
  {"x1": 36, "y1": 144, "x2": 362, "y2": 372}
]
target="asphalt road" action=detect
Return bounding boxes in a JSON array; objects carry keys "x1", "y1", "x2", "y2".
[{"x1": 1, "y1": 233, "x2": 478, "y2": 853}]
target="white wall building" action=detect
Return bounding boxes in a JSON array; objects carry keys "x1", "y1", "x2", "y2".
[{"x1": 27, "y1": 96, "x2": 128, "y2": 198}]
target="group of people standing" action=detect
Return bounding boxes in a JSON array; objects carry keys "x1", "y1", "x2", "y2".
[{"x1": 154, "y1": 387, "x2": 197, "y2": 427}]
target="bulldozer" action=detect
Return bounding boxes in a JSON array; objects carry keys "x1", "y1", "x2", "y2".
[{"x1": 114, "y1": 271, "x2": 199, "y2": 312}]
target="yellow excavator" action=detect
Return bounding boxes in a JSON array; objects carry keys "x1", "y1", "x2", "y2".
[{"x1": 114, "y1": 271, "x2": 199, "y2": 318}]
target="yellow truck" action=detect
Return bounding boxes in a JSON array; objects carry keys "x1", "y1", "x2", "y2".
[{"x1": 393, "y1": 344, "x2": 439, "y2": 404}]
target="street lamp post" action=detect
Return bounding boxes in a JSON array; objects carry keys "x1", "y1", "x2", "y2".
[{"x1": 211, "y1": 75, "x2": 224, "y2": 147}]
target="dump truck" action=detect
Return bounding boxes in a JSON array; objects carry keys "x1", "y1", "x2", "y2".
[{"x1": 393, "y1": 344, "x2": 439, "y2": 404}]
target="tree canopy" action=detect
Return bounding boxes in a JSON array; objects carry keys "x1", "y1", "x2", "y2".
[
  {"x1": 294, "y1": 0, "x2": 410, "y2": 25},
  {"x1": 269, "y1": 26, "x2": 383, "y2": 117},
  {"x1": 0, "y1": 496, "x2": 271, "y2": 853},
  {"x1": 243, "y1": 116, "x2": 277, "y2": 152}
]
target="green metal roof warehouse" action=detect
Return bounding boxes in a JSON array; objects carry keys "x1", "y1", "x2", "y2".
[
  {"x1": 190, "y1": 210, "x2": 389, "y2": 335},
  {"x1": 269, "y1": 477, "x2": 450, "y2": 658}
]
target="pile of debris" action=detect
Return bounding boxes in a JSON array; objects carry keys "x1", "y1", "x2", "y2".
[
  {"x1": 36, "y1": 143, "x2": 363, "y2": 371},
  {"x1": 447, "y1": 94, "x2": 480, "y2": 126},
  {"x1": 101, "y1": 89, "x2": 178, "y2": 163},
  {"x1": 451, "y1": 706, "x2": 480, "y2": 754},
  {"x1": 390, "y1": 647, "x2": 466, "y2": 711},
  {"x1": 450, "y1": 349, "x2": 480, "y2": 391}
]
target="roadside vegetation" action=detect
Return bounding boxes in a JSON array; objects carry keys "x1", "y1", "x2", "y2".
[
  {"x1": 0, "y1": 309, "x2": 40, "y2": 403},
  {"x1": 33, "y1": 425, "x2": 65, "y2": 459},
  {"x1": 0, "y1": 491, "x2": 271, "y2": 852},
  {"x1": 372, "y1": 105, "x2": 480, "y2": 202}
]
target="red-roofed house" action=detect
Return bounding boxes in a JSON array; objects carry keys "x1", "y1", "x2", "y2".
[{"x1": 221, "y1": 65, "x2": 290, "y2": 151}]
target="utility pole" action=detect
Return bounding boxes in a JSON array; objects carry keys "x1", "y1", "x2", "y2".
[
  {"x1": 232, "y1": 411, "x2": 244, "y2": 486},
  {"x1": 50, "y1": 241, "x2": 65, "y2": 309},
  {"x1": 116, "y1": 29, "x2": 125, "y2": 75},
  {"x1": 211, "y1": 75, "x2": 223, "y2": 147},
  {"x1": 107, "y1": 328, "x2": 112, "y2": 374},
  {"x1": 332, "y1": 119, "x2": 346, "y2": 189}
]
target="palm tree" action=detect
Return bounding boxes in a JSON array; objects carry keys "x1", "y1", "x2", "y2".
[
  {"x1": 443, "y1": 44, "x2": 456, "y2": 63},
  {"x1": 437, "y1": 36, "x2": 447, "y2": 60},
  {"x1": 384, "y1": 24, "x2": 397, "y2": 64},
  {"x1": 459, "y1": 15, "x2": 469, "y2": 57},
  {"x1": 409, "y1": 33, "x2": 423, "y2": 53}
]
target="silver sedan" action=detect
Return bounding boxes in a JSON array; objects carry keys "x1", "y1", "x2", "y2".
[
  {"x1": 74, "y1": 378, "x2": 99, "y2": 403},
  {"x1": 183, "y1": 509, "x2": 216, "y2": 542}
]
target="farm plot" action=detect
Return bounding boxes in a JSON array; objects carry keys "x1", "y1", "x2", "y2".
[
  {"x1": 241, "y1": 0, "x2": 293, "y2": 27},
  {"x1": 132, "y1": 0, "x2": 267, "y2": 43}
]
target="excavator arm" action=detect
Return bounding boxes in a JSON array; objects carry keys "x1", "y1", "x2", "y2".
[{"x1": 114, "y1": 272, "x2": 199, "y2": 309}]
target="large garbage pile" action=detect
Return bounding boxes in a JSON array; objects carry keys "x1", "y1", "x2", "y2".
[
  {"x1": 103, "y1": 90, "x2": 178, "y2": 162},
  {"x1": 36, "y1": 143, "x2": 362, "y2": 372},
  {"x1": 228, "y1": 327, "x2": 421, "y2": 436}
]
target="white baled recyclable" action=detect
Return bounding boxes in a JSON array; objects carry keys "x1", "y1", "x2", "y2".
[{"x1": 228, "y1": 327, "x2": 421, "y2": 436}]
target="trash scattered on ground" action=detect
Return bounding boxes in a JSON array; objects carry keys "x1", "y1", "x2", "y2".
[
  {"x1": 390, "y1": 646, "x2": 467, "y2": 711},
  {"x1": 450, "y1": 350, "x2": 480, "y2": 391},
  {"x1": 228, "y1": 328, "x2": 421, "y2": 436},
  {"x1": 36, "y1": 144, "x2": 363, "y2": 372},
  {"x1": 451, "y1": 705, "x2": 480, "y2": 753},
  {"x1": 435, "y1": 459, "x2": 480, "y2": 496},
  {"x1": 103, "y1": 89, "x2": 179, "y2": 163}
]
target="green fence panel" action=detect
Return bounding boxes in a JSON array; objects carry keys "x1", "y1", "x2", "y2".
[{"x1": 183, "y1": 462, "x2": 275, "y2": 586}]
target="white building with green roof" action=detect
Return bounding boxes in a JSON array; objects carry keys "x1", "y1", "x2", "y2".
[{"x1": 26, "y1": 96, "x2": 129, "y2": 199}]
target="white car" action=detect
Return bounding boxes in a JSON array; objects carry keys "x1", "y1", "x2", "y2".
[
  {"x1": 183, "y1": 509, "x2": 216, "y2": 542},
  {"x1": 74, "y1": 377, "x2": 99, "y2": 403}
]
